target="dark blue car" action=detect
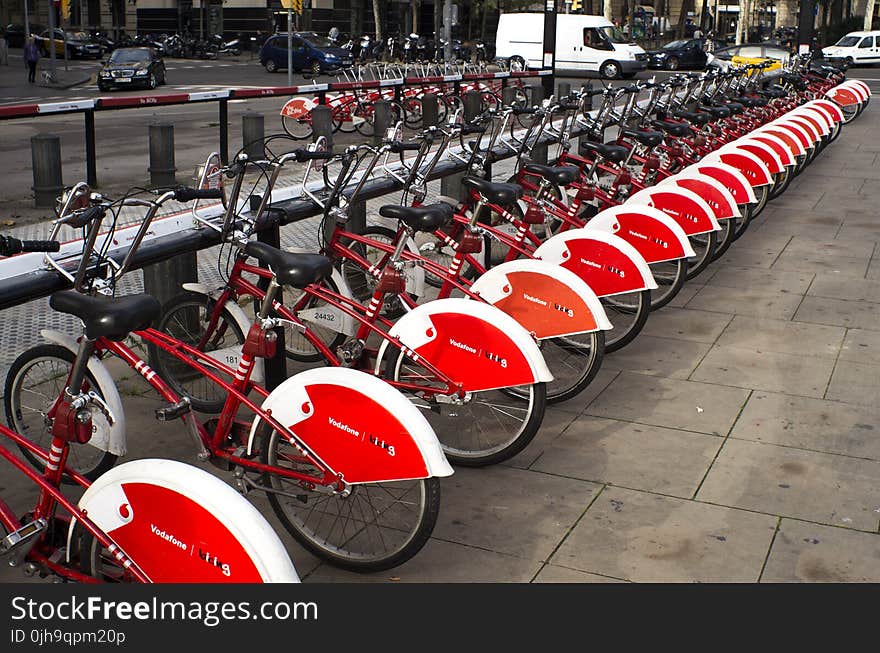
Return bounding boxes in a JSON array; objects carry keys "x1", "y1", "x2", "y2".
[{"x1": 259, "y1": 32, "x2": 353, "y2": 76}]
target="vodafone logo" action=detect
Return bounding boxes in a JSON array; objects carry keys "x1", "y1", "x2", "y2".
[{"x1": 118, "y1": 503, "x2": 130, "y2": 519}]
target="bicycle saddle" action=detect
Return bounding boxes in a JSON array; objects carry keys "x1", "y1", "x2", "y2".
[
  {"x1": 760, "y1": 86, "x2": 787, "y2": 99},
  {"x1": 720, "y1": 101, "x2": 745, "y2": 114},
  {"x1": 49, "y1": 291, "x2": 161, "y2": 342},
  {"x1": 244, "y1": 241, "x2": 332, "y2": 289},
  {"x1": 379, "y1": 203, "x2": 453, "y2": 232},
  {"x1": 578, "y1": 141, "x2": 629, "y2": 164},
  {"x1": 649, "y1": 120, "x2": 692, "y2": 138},
  {"x1": 673, "y1": 110, "x2": 712, "y2": 127},
  {"x1": 522, "y1": 163, "x2": 580, "y2": 187},
  {"x1": 618, "y1": 128, "x2": 664, "y2": 148},
  {"x1": 701, "y1": 105, "x2": 731, "y2": 119},
  {"x1": 462, "y1": 176, "x2": 523, "y2": 206}
]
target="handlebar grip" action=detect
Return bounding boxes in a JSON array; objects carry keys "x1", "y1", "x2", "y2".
[
  {"x1": 296, "y1": 149, "x2": 334, "y2": 162},
  {"x1": 0, "y1": 235, "x2": 60, "y2": 256},
  {"x1": 460, "y1": 123, "x2": 486, "y2": 135},
  {"x1": 173, "y1": 186, "x2": 224, "y2": 202},
  {"x1": 225, "y1": 160, "x2": 246, "y2": 178},
  {"x1": 65, "y1": 205, "x2": 106, "y2": 229},
  {"x1": 512, "y1": 106, "x2": 538, "y2": 115},
  {"x1": 389, "y1": 141, "x2": 422, "y2": 153},
  {"x1": 558, "y1": 101, "x2": 580, "y2": 111}
]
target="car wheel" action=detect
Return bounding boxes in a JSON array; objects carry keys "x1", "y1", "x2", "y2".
[
  {"x1": 510, "y1": 54, "x2": 526, "y2": 71},
  {"x1": 308, "y1": 59, "x2": 321, "y2": 77},
  {"x1": 98, "y1": 82, "x2": 109, "y2": 93},
  {"x1": 666, "y1": 56, "x2": 680, "y2": 70},
  {"x1": 159, "y1": 70, "x2": 167, "y2": 85},
  {"x1": 846, "y1": 57, "x2": 854, "y2": 67},
  {"x1": 265, "y1": 59, "x2": 278, "y2": 73},
  {"x1": 600, "y1": 60, "x2": 621, "y2": 79},
  {"x1": 148, "y1": 73, "x2": 157, "y2": 89}
]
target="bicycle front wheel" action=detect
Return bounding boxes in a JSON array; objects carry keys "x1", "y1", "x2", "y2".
[
  {"x1": 4, "y1": 344, "x2": 117, "y2": 482},
  {"x1": 281, "y1": 113, "x2": 314, "y2": 140},
  {"x1": 261, "y1": 427, "x2": 440, "y2": 572},
  {"x1": 388, "y1": 349, "x2": 547, "y2": 466}
]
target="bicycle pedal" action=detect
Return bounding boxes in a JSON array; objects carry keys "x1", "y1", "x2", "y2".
[
  {"x1": 0, "y1": 518, "x2": 47, "y2": 566},
  {"x1": 155, "y1": 398, "x2": 192, "y2": 421}
]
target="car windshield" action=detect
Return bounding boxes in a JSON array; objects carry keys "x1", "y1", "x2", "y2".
[
  {"x1": 663, "y1": 40, "x2": 689, "y2": 49},
  {"x1": 835, "y1": 36, "x2": 860, "y2": 47},
  {"x1": 109, "y1": 49, "x2": 150, "y2": 63},
  {"x1": 303, "y1": 34, "x2": 333, "y2": 48},
  {"x1": 600, "y1": 26, "x2": 626, "y2": 43},
  {"x1": 68, "y1": 31, "x2": 89, "y2": 41}
]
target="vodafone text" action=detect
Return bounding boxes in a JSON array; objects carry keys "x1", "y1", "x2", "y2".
[{"x1": 10, "y1": 596, "x2": 318, "y2": 628}]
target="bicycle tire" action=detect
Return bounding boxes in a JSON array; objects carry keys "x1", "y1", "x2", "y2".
[
  {"x1": 261, "y1": 426, "x2": 440, "y2": 572},
  {"x1": 685, "y1": 230, "x2": 718, "y2": 281},
  {"x1": 387, "y1": 347, "x2": 547, "y2": 466},
  {"x1": 338, "y1": 226, "x2": 413, "y2": 319},
  {"x1": 4, "y1": 344, "x2": 117, "y2": 483},
  {"x1": 732, "y1": 203, "x2": 753, "y2": 241},
  {"x1": 601, "y1": 289, "x2": 652, "y2": 353},
  {"x1": 648, "y1": 258, "x2": 687, "y2": 311},
  {"x1": 709, "y1": 217, "x2": 735, "y2": 263},
  {"x1": 281, "y1": 113, "x2": 314, "y2": 140},
  {"x1": 149, "y1": 292, "x2": 247, "y2": 414},
  {"x1": 281, "y1": 274, "x2": 347, "y2": 363}
]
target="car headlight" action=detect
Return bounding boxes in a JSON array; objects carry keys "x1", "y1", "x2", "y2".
[
  {"x1": 654, "y1": 52, "x2": 667, "y2": 58},
  {"x1": 135, "y1": 69, "x2": 148, "y2": 75},
  {"x1": 100, "y1": 71, "x2": 111, "y2": 77},
  {"x1": 324, "y1": 54, "x2": 338, "y2": 61}
]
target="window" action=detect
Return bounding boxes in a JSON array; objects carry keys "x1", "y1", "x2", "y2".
[
  {"x1": 583, "y1": 28, "x2": 613, "y2": 51},
  {"x1": 858, "y1": 37, "x2": 873, "y2": 48},
  {"x1": 738, "y1": 46, "x2": 763, "y2": 57},
  {"x1": 836, "y1": 36, "x2": 860, "y2": 47}
]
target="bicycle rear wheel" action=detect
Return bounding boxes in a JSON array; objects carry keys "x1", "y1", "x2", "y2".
[
  {"x1": 685, "y1": 230, "x2": 718, "y2": 281},
  {"x1": 648, "y1": 258, "x2": 687, "y2": 311},
  {"x1": 388, "y1": 348, "x2": 547, "y2": 466},
  {"x1": 601, "y1": 289, "x2": 651, "y2": 353},
  {"x1": 4, "y1": 344, "x2": 117, "y2": 483},
  {"x1": 281, "y1": 114, "x2": 314, "y2": 140},
  {"x1": 261, "y1": 427, "x2": 440, "y2": 572}
]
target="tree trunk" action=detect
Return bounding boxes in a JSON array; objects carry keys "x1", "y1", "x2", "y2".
[
  {"x1": 373, "y1": 0, "x2": 383, "y2": 40},
  {"x1": 866, "y1": 0, "x2": 876, "y2": 30},
  {"x1": 412, "y1": 0, "x2": 419, "y2": 33},
  {"x1": 603, "y1": 0, "x2": 613, "y2": 21},
  {"x1": 677, "y1": 0, "x2": 694, "y2": 37}
]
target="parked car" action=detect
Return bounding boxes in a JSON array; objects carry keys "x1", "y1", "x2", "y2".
[
  {"x1": 708, "y1": 43, "x2": 791, "y2": 71},
  {"x1": 97, "y1": 47, "x2": 166, "y2": 91},
  {"x1": 821, "y1": 31, "x2": 880, "y2": 66},
  {"x1": 495, "y1": 13, "x2": 648, "y2": 79},
  {"x1": 35, "y1": 29, "x2": 103, "y2": 59},
  {"x1": 259, "y1": 32, "x2": 354, "y2": 75},
  {"x1": 647, "y1": 38, "x2": 726, "y2": 70}
]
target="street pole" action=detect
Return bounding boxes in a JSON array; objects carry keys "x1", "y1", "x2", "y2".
[
  {"x1": 24, "y1": 0, "x2": 30, "y2": 39},
  {"x1": 542, "y1": 0, "x2": 557, "y2": 98},
  {"x1": 46, "y1": 0, "x2": 57, "y2": 79},
  {"x1": 443, "y1": 0, "x2": 451, "y2": 62},
  {"x1": 287, "y1": 8, "x2": 293, "y2": 86},
  {"x1": 796, "y1": 0, "x2": 816, "y2": 54}
]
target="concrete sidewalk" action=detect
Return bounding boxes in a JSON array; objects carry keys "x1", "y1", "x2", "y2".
[{"x1": 1, "y1": 97, "x2": 879, "y2": 583}]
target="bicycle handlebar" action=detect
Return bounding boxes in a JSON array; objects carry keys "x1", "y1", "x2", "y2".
[
  {"x1": 0, "y1": 235, "x2": 60, "y2": 256},
  {"x1": 172, "y1": 186, "x2": 224, "y2": 203}
]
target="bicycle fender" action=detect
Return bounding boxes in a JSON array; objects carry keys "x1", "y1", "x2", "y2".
[
  {"x1": 626, "y1": 186, "x2": 721, "y2": 235},
  {"x1": 726, "y1": 139, "x2": 784, "y2": 175},
  {"x1": 584, "y1": 204, "x2": 696, "y2": 262},
  {"x1": 39, "y1": 329, "x2": 126, "y2": 457},
  {"x1": 660, "y1": 173, "x2": 741, "y2": 219},
  {"x1": 807, "y1": 99, "x2": 845, "y2": 124},
  {"x1": 846, "y1": 79, "x2": 871, "y2": 99},
  {"x1": 70, "y1": 459, "x2": 300, "y2": 582},
  {"x1": 785, "y1": 113, "x2": 822, "y2": 143},
  {"x1": 469, "y1": 259, "x2": 613, "y2": 338},
  {"x1": 179, "y1": 283, "x2": 265, "y2": 384},
  {"x1": 245, "y1": 367, "x2": 452, "y2": 483},
  {"x1": 748, "y1": 133, "x2": 796, "y2": 167},
  {"x1": 770, "y1": 119, "x2": 814, "y2": 151},
  {"x1": 692, "y1": 162, "x2": 758, "y2": 205},
  {"x1": 701, "y1": 148, "x2": 773, "y2": 187},
  {"x1": 378, "y1": 298, "x2": 553, "y2": 391},
  {"x1": 757, "y1": 126, "x2": 807, "y2": 158},
  {"x1": 283, "y1": 251, "x2": 360, "y2": 337},
  {"x1": 279, "y1": 96, "x2": 318, "y2": 119},
  {"x1": 836, "y1": 80, "x2": 868, "y2": 102},
  {"x1": 534, "y1": 229, "x2": 658, "y2": 297},
  {"x1": 795, "y1": 106, "x2": 833, "y2": 135}
]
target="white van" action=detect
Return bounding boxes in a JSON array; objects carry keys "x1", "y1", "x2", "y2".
[
  {"x1": 822, "y1": 31, "x2": 880, "y2": 66},
  {"x1": 495, "y1": 13, "x2": 648, "y2": 79}
]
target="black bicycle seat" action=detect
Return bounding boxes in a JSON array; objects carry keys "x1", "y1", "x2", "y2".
[
  {"x1": 579, "y1": 140, "x2": 629, "y2": 163},
  {"x1": 619, "y1": 128, "x2": 664, "y2": 148},
  {"x1": 701, "y1": 105, "x2": 731, "y2": 119},
  {"x1": 49, "y1": 291, "x2": 161, "y2": 342},
  {"x1": 673, "y1": 110, "x2": 712, "y2": 127},
  {"x1": 244, "y1": 241, "x2": 332, "y2": 289},
  {"x1": 379, "y1": 203, "x2": 453, "y2": 232},
  {"x1": 461, "y1": 176, "x2": 523, "y2": 206},
  {"x1": 650, "y1": 120, "x2": 693, "y2": 138},
  {"x1": 522, "y1": 163, "x2": 580, "y2": 187}
]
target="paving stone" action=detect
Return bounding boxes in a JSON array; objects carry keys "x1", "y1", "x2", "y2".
[
  {"x1": 303, "y1": 539, "x2": 542, "y2": 583},
  {"x1": 697, "y1": 439, "x2": 880, "y2": 531},
  {"x1": 868, "y1": 258, "x2": 880, "y2": 281},
  {"x1": 603, "y1": 335, "x2": 712, "y2": 380},
  {"x1": 761, "y1": 519, "x2": 880, "y2": 583},
  {"x1": 794, "y1": 296, "x2": 880, "y2": 331},
  {"x1": 839, "y1": 328, "x2": 880, "y2": 365},
  {"x1": 550, "y1": 486, "x2": 778, "y2": 582},
  {"x1": 585, "y1": 372, "x2": 749, "y2": 436},
  {"x1": 504, "y1": 404, "x2": 586, "y2": 470},
  {"x1": 715, "y1": 316, "x2": 844, "y2": 359},
  {"x1": 757, "y1": 207, "x2": 845, "y2": 226},
  {"x1": 686, "y1": 286, "x2": 804, "y2": 320},
  {"x1": 667, "y1": 281, "x2": 705, "y2": 307},
  {"x1": 533, "y1": 565, "x2": 628, "y2": 583},
  {"x1": 705, "y1": 242, "x2": 788, "y2": 269},
  {"x1": 807, "y1": 276, "x2": 880, "y2": 303},
  {"x1": 432, "y1": 466, "x2": 602, "y2": 561},
  {"x1": 782, "y1": 236, "x2": 876, "y2": 259},
  {"x1": 752, "y1": 222, "x2": 843, "y2": 241},
  {"x1": 825, "y1": 360, "x2": 880, "y2": 407},
  {"x1": 531, "y1": 417, "x2": 721, "y2": 498},
  {"x1": 772, "y1": 252, "x2": 870, "y2": 278},
  {"x1": 704, "y1": 266, "x2": 813, "y2": 295},
  {"x1": 836, "y1": 219, "x2": 880, "y2": 242},
  {"x1": 730, "y1": 391, "x2": 880, "y2": 460},
  {"x1": 640, "y1": 307, "x2": 733, "y2": 344},
  {"x1": 691, "y1": 345, "x2": 836, "y2": 397}
]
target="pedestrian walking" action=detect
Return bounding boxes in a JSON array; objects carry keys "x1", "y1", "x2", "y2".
[{"x1": 24, "y1": 37, "x2": 39, "y2": 83}]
